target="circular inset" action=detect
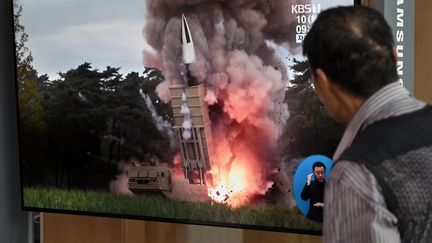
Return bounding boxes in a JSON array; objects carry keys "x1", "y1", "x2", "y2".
[{"x1": 293, "y1": 155, "x2": 333, "y2": 222}]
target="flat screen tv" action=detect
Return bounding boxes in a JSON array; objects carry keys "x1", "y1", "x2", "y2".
[{"x1": 15, "y1": 0, "x2": 358, "y2": 234}]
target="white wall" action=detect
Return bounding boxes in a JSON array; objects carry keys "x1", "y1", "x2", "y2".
[{"x1": 0, "y1": 1, "x2": 29, "y2": 242}]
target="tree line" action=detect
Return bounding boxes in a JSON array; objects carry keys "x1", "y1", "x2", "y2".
[{"x1": 19, "y1": 62, "x2": 174, "y2": 189}]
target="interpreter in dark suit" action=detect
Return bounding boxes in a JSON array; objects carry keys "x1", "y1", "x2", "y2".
[{"x1": 301, "y1": 162, "x2": 326, "y2": 222}]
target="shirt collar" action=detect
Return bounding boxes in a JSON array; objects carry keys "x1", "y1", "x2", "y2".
[{"x1": 333, "y1": 82, "x2": 424, "y2": 161}]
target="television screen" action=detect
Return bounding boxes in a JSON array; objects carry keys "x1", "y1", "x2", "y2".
[{"x1": 15, "y1": 0, "x2": 356, "y2": 234}]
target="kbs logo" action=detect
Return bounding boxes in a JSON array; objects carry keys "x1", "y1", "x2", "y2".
[{"x1": 291, "y1": 4, "x2": 321, "y2": 14}]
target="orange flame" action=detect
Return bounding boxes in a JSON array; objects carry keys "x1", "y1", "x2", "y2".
[
  {"x1": 203, "y1": 53, "x2": 284, "y2": 208},
  {"x1": 207, "y1": 134, "x2": 273, "y2": 208}
]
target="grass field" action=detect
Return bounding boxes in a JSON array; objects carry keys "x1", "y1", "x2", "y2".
[{"x1": 23, "y1": 187, "x2": 321, "y2": 231}]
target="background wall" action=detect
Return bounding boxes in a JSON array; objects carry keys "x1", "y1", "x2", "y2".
[
  {"x1": 415, "y1": 0, "x2": 432, "y2": 103},
  {"x1": 0, "y1": 1, "x2": 29, "y2": 243}
]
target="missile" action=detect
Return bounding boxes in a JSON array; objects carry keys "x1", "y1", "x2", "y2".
[
  {"x1": 181, "y1": 14, "x2": 198, "y2": 86},
  {"x1": 181, "y1": 14, "x2": 196, "y2": 64}
]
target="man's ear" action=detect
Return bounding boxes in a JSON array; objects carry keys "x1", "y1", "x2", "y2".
[
  {"x1": 315, "y1": 68, "x2": 330, "y2": 92},
  {"x1": 391, "y1": 47, "x2": 398, "y2": 64}
]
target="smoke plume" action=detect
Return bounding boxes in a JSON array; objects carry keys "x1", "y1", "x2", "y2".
[
  {"x1": 139, "y1": 89, "x2": 177, "y2": 151},
  {"x1": 110, "y1": 162, "x2": 133, "y2": 195},
  {"x1": 143, "y1": 0, "x2": 310, "y2": 206},
  {"x1": 180, "y1": 92, "x2": 192, "y2": 140}
]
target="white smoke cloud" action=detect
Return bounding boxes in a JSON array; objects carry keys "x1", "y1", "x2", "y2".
[
  {"x1": 139, "y1": 89, "x2": 177, "y2": 151},
  {"x1": 180, "y1": 92, "x2": 192, "y2": 140},
  {"x1": 110, "y1": 162, "x2": 133, "y2": 195}
]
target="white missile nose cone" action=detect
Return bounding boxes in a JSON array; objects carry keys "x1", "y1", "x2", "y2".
[
  {"x1": 181, "y1": 13, "x2": 196, "y2": 64},
  {"x1": 181, "y1": 14, "x2": 190, "y2": 45}
]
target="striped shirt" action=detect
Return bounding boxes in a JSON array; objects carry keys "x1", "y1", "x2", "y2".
[{"x1": 323, "y1": 82, "x2": 426, "y2": 243}]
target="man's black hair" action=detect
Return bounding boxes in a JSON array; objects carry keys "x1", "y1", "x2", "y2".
[
  {"x1": 303, "y1": 6, "x2": 399, "y2": 98},
  {"x1": 313, "y1": 161, "x2": 326, "y2": 172}
]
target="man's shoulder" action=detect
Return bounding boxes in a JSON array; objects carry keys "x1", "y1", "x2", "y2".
[{"x1": 339, "y1": 105, "x2": 432, "y2": 171}]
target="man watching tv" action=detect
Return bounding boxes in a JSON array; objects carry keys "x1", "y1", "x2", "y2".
[{"x1": 302, "y1": 5, "x2": 432, "y2": 243}]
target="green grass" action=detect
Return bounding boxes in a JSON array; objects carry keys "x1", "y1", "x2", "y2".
[{"x1": 23, "y1": 187, "x2": 321, "y2": 231}]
